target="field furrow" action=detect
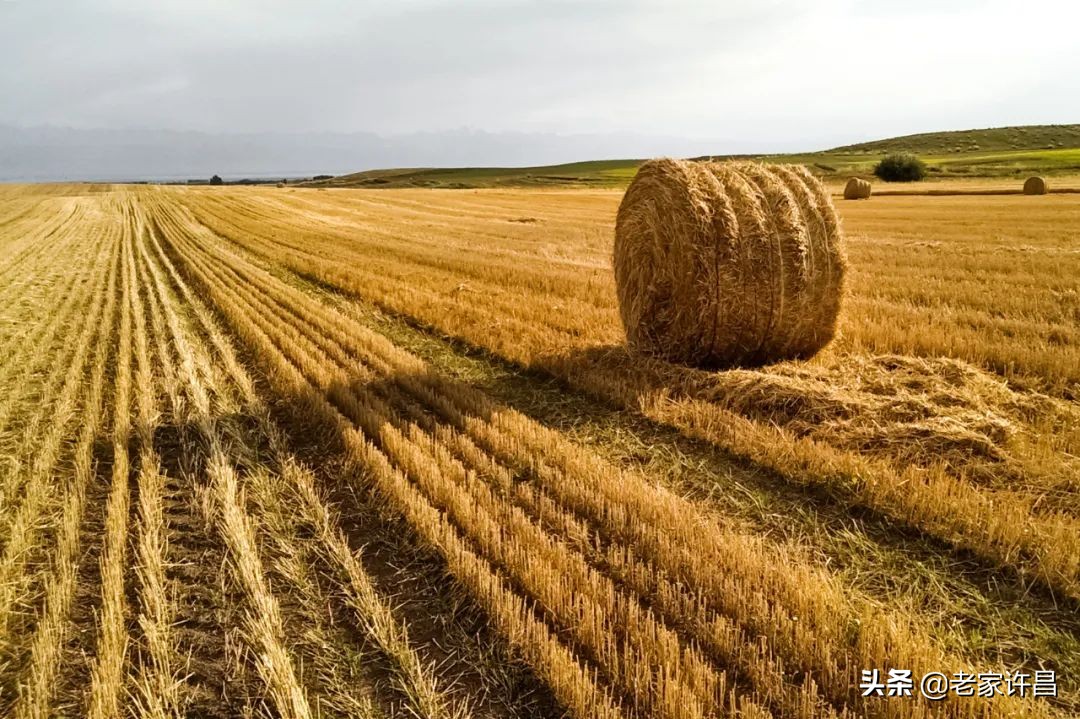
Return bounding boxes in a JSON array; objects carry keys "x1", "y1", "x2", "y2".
[
  {"x1": 0, "y1": 215, "x2": 119, "y2": 643},
  {"x1": 135, "y1": 208, "x2": 293, "y2": 716},
  {"x1": 132, "y1": 227, "x2": 254, "y2": 718},
  {"x1": 0, "y1": 216, "x2": 112, "y2": 461},
  {"x1": 145, "y1": 208, "x2": 484, "y2": 718},
  {"x1": 128, "y1": 210, "x2": 182, "y2": 719},
  {"x1": 85, "y1": 201, "x2": 137, "y2": 719},
  {"x1": 2, "y1": 218, "x2": 122, "y2": 719}
]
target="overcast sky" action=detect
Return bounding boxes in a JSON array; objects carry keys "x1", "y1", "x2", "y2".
[{"x1": 2, "y1": 0, "x2": 1078, "y2": 152}]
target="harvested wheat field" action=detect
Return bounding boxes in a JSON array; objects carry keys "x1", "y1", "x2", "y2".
[{"x1": 0, "y1": 180, "x2": 1077, "y2": 719}]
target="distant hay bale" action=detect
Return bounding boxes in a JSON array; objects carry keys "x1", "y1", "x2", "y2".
[
  {"x1": 1023, "y1": 176, "x2": 1048, "y2": 195},
  {"x1": 843, "y1": 177, "x2": 872, "y2": 200},
  {"x1": 614, "y1": 159, "x2": 847, "y2": 368}
]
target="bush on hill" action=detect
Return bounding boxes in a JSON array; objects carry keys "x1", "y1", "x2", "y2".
[{"x1": 874, "y1": 153, "x2": 927, "y2": 182}]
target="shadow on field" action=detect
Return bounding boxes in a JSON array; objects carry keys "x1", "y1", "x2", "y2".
[
  {"x1": 364, "y1": 310, "x2": 1080, "y2": 620},
  {"x1": 262, "y1": 380, "x2": 567, "y2": 719},
  {"x1": 148, "y1": 413, "x2": 272, "y2": 718}
]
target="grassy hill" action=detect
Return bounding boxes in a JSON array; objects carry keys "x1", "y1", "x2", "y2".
[
  {"x1": 302, "y1": 124, "x2": 1080, "y2": 188},
  {"x1": 830, "y1": 124, "x2": 1080, "y2": 155},
  {"x1": 305, "y1": 160, "x2": 639, "y2": 189},
  {"x1": 717, "y1": 124, "x2": 1080, "y2": 181}
]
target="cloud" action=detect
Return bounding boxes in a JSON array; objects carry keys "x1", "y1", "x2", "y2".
[{"x1": 1, "y1": 0, "x2": 1077, "y2": 152}]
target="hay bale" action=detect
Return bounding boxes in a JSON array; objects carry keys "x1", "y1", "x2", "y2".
[
  {"x1": 614, "y1": 159, "x2": 847, "y2": 368},
  {"x1": 1023, "y1": 176, "x2": 1048, "y2": 195},
  {"x1": 843, "y1": 177, "x2": 872, "y2": 200}
]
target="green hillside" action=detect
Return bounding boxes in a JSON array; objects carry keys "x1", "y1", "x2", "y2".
[
  {"x1": 301, "y1": 124, "x2": 1080, "y2": 189},
  {"x1": 830, "y1": 124, "x2": 1080, "y2": 155},
  {"x1": 306, "y1": 160, "x2": 639, "y2": 189},
  {"x1": 751, "y1": 147, "x2": 1080, "y2": 180}
]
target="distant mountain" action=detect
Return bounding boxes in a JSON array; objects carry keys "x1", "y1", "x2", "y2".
[
  {"x1": 827, "y1": 124, "x2": 1080, "y2": 155},
  {"x1": 0, "y1": 126, "x2": 741, "y2": 183}
]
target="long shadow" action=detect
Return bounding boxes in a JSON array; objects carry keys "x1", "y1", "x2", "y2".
[
  {"x1": 310, "y1": 356, "x2": 1080, "y2": 714},
  {"x1": 256, "y1": 384, "x2": 566, "y2": 719},
  {"x1": 222, "y1": 247, "x2": 1080, "y2": 706},
  {"x1": 541, "y1": 344, "x2": 1080, "y2": 595},
  {"x1": 353, "y1": 307, "x2": 1080, "y2": 636}
]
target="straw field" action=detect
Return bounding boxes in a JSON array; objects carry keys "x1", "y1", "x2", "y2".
[{"x1": 0, "y1": 180, "x2": 1076, "y2": 718}]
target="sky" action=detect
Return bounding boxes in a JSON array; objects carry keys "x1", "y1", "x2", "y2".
[{"x1": 1, "y1": 0, "x2": 1079, "y2": 155}]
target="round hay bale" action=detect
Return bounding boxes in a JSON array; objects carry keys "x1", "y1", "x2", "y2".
[
  {"x1": 614, "y1": 159, "x2": 847, "y2": 368},
  {"x1": 1023, "y1": 176, "x2": 1048, "y2": 195},
  {"x1": 843, "y1": 177, "x2": 872, "y2": 200}
]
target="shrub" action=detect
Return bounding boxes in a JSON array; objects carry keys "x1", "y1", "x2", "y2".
[{"x1": 873, "y1": 153, "x2": 926, "y2": 182}]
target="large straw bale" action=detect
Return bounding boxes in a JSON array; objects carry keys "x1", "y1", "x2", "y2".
[{"x1": 614, "y1": 159, "x2": 846, "y2": 367}]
